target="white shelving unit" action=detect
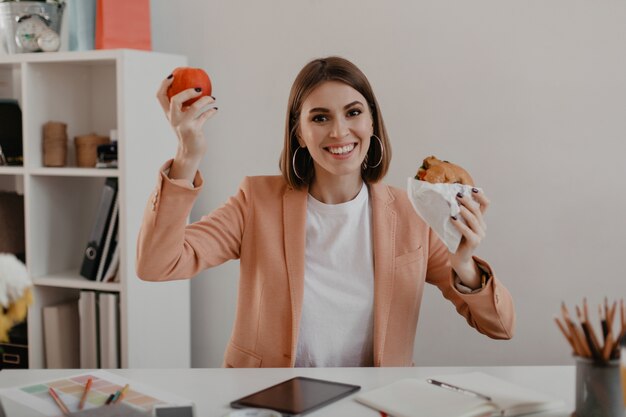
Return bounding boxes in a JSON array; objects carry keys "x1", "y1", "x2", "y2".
[{"x1": 0, "y1": 49, "x2": 190, "y2": 369}]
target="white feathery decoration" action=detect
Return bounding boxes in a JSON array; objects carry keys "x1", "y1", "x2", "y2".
[{"x1": 0, "y1": 253, "x2": 30, "y2": 308}]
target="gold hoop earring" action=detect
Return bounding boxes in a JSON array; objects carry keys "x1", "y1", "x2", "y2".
[
  {"x1": 292, "y1": 146, "x2": 308, "y2": 181},
  {"x1": 364, "y1": 135, "x2": 384, "y2": 169}
]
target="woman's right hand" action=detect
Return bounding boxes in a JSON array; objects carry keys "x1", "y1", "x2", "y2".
[{"x1": 156, "y1": 74, "x2": 217, "y2": 181}]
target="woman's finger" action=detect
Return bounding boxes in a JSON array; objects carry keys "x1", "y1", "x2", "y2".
[
  {"x1": 457, "y1": 192, "x2": 480, "y2": 214},
  {"x1": 178, "y1": 96, "x2": 217, "y2": 131},
  {"x1": 457, "y1": 205, "x2": 485, "y2": 240},
  {"x1": 193, "y1": 106, "x2": 219, "y2": 126},
  {"x1": 457, "y1": 193, "x2": 486, "y2": 231},
  {"x1": 169, "y1": 88, "x2": 205, "y2": 113},
  {"x1": 156, "y1": 74, "x2": 174, "y2": 115},
  {"x1": 470, "y1": 188, "x2": 490, "y2": 215},
  {"x1": 451, "y1": 216, "x2": 480, "y2": 248},
  {"x1": 179, "y1": 95, "x2": 216, "y2": 119}
]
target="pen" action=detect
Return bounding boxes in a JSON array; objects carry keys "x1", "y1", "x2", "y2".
[
  {"x1": 48, "y1": 387, "x2": 70, "y2": 416},
  {"x1": 426, "y1": 379, "x2": 492, "y2": 402},
  {"x1": 78, "y1": 378, "x2": 93, "y2": 410},
  {"x1": 105, "y1": 392, "x2": 116, "y2": 405}
]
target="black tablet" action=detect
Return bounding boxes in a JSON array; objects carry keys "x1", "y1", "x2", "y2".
[{"x1": 230, "y1": 376, "x2": 361, "y2": 416}]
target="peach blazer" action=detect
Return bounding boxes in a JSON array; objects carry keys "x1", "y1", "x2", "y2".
[{"x1": 136, "y1": 161, "x2": 515, "y2": 367}]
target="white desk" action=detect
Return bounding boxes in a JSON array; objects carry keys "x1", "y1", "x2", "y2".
[{"x1": 0, "y1": 366, "x2": 575, "y2": 416}]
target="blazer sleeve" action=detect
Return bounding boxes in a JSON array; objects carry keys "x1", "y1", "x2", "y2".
[
  {"x1": 425, "y1": 229, "x2": 516, "y2": 339},
  {"x1": 136, "y1": 160, "x2": 250, "y2": 281}
]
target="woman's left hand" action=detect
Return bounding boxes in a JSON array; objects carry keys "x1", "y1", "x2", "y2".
[{"x1": 449, "y1": 188, "x2": 490, "y2": 279}]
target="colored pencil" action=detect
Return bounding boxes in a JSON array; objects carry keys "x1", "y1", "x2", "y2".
[
  {"x1": 602, "y1": 328, "x2": 614, "y2": 361},
  {"x1": 575, "y1": 307, "x2": 600, "y2": 361},
  {"x1": 113, "y1": 384, "x2": 129, "y2": 404},
  {"x1": 554, "y1": 316, "x2": 575, "y2": 354},
  {"x1": 562, "y1": 303, "x2": 586, "y2": 356},
  {"x1": 78, "y1": 378, "x2": 92, "y2": 410},
  {"x1": 583, "y1": 298, "x2": 589, "y2": 322},
  {"x1": 48, "y1": 387, "x2": 70, "y2": 416},
  {"x1": 599, "y1": 305, "x2": 608, "y2": 339}
]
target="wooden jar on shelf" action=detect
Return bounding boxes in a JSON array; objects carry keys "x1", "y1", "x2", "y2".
[
  {"x1": 42, "y1": 121, "x2": 68, "y2": 167},
  {"x1": 75, "y1": 134, "x2": 110, "y2": 167}
]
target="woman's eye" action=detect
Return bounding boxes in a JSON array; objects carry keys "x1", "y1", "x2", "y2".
[
  {"x1": 347, "y1": 108, "x2": 362, "y2": 117},
  {"x1": 312, "y1": 114, "x2": 328, "y2": 122}
]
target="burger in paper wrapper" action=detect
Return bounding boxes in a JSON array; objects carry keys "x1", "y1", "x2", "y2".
[{"x1": 408, "y1": 156, "x2": 479, "y2": 253}]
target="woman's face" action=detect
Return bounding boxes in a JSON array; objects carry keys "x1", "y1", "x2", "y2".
[{"x1": 297, "y1": 81, "x2": 373, "y2": 180}]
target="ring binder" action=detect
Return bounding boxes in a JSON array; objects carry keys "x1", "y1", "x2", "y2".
[{"x1": 80, "y1": 177, "x2": 118, "y2": 281}]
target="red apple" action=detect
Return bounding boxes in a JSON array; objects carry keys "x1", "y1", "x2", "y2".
[{"x1": 167, "y1": 67, "x2": 212, "y2": 107}]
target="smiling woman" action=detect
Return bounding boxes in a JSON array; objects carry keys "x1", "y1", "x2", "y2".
[
  {"x1": 292, "y1": 81, "x2": 375, "y2": 204},
  {"x1": 136, "y1": 55, "x2": 515, "y2": 368},
  {"x1": 280, "y1": 57, "x2": 390, "y2": 195}
]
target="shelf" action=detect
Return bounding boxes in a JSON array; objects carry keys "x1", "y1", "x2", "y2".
[
  {"x1": 3, "y1": 49, "x2": 191, "y2": 369},
  {"x1": 0, "y1": 166, "x2": 119, "y2": 177},
  {"x1": 0, "y1": 50, "x2": 185, "y2": 66},
  {"x1": 32, "y1": 269, "x2": 121, "y2": 292},
  {"x1": 29, "y1": 167, "x2": 119, "y2": 177},
  {"x1": 0, "y1": 166, "x2": 24, "y2": 175}
]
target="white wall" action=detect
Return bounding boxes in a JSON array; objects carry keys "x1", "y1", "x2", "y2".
[{"x1": 151, "y1": 0, "x2": 626, "y2": 367}]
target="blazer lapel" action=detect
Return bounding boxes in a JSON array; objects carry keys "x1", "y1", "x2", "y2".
[
  {"x1": 283, "y1": 186, "x2": 308, "y2": 364},
  {"x1": 369, "y1": 182, "x2": 397, "y2": 366}
]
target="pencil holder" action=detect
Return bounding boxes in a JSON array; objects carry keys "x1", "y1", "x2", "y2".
[{"x1": 574, "y1": 357, "x2": 623, "y2": 417}]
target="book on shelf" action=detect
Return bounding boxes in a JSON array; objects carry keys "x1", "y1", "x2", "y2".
[
  {"x1": 80, "y1": 177, "x2": 118, "y2": 281},
  {"x1": 99, "y1": 292, "x2": 120, "y2": 368},
  {"x1": 78, "y1": 290, "x2": 99, "y2": 368},
  {"x1": 42, "y1": 300, "x2": 80, "y2": 369},
  {"x1": 354, "y1": 372, "x2": 565, "y2": 417},
  {"x1": 78, "y1": 290, "x2": 121, "y2": 369}
]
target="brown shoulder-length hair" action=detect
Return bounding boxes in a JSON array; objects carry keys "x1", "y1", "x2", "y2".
[{"x1": 279, "y1": 56, "x2": 391, "y2": 189}]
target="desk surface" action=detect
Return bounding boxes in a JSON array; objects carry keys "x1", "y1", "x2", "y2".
[{"x1": 0, "y1": 366, "x2": 574, "y2": 417}]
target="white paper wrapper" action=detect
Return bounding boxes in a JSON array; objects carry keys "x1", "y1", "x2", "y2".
[{"x1": 407, "y1": 177, "x2": 479, "y2": 253}]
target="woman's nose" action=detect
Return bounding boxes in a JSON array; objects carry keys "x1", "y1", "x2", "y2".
[{"x1": 330, "y1": 118, "x2": 349, "y2": 138}]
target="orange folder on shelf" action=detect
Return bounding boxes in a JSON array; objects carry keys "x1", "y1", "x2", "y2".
[{"x1": 95, "y1": 0, "x2": 151, "y2": 50}]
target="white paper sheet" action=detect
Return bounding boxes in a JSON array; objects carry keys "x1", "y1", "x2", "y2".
[
  {"x1": 407, "y1": 177, "x2": 479, "y2": 253},
  {"x1": 0, "y1": 370, "x2": 192, "y2": 417}
]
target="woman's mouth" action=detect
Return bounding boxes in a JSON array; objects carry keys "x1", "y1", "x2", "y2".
[{"x1": 325, "y1": 143, "x2": 356, "y2": 158}]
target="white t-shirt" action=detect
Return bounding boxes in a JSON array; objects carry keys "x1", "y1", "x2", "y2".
[{"x1": 295, "y1": 183, "x2": 375, "y2": 367}]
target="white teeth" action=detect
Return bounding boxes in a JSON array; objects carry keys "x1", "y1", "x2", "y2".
[{"x1": 327, "y1": 144, "x2": 355, "y2": 154}]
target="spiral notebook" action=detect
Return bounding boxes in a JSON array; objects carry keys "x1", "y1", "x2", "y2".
[{"x1": 355, "y1": 372, "x2": 565, "y2": 417}]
